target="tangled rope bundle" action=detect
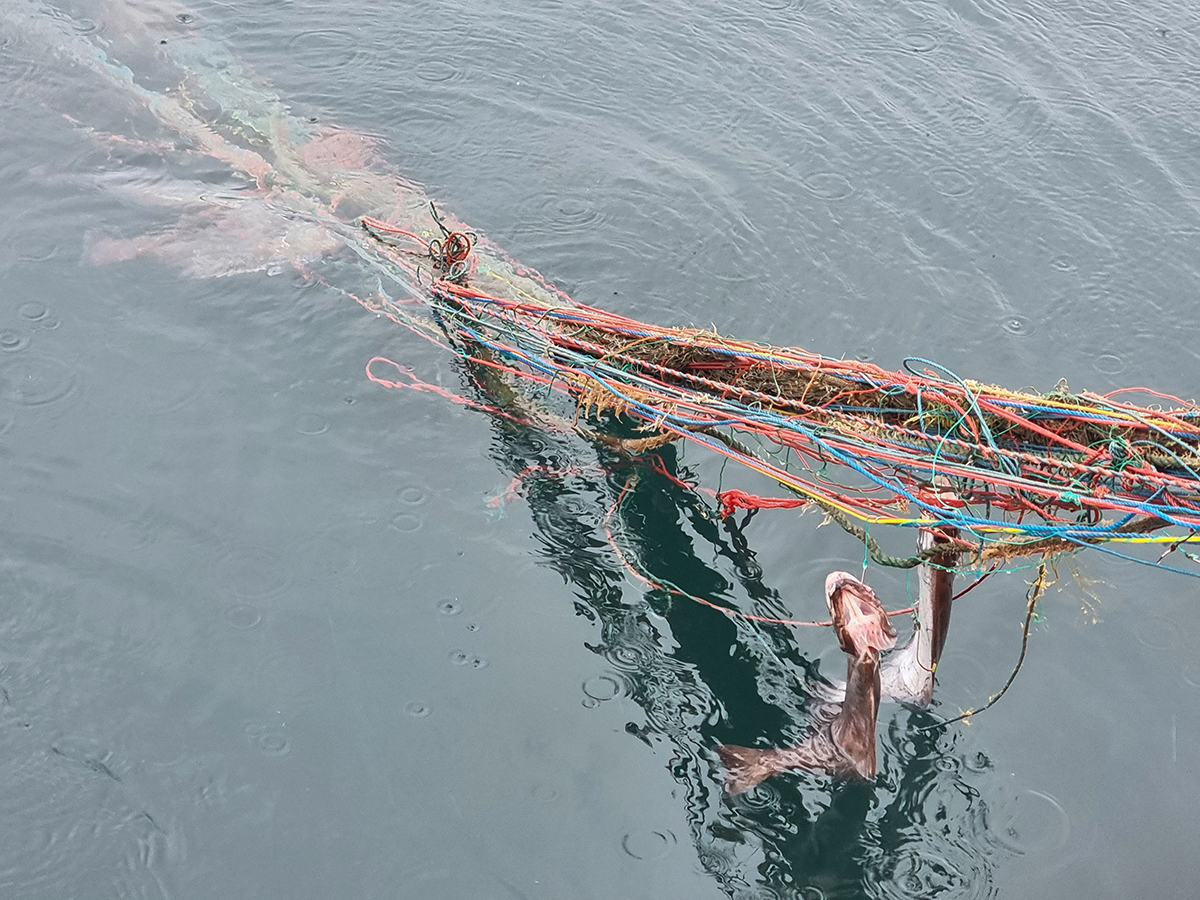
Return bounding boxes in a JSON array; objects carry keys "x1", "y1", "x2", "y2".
[
  {"x1": 363, "y1": 203, "x2": 475, "y2": 283},
  {"x1": 361, "y1": 207, "x2": 1200, "y2": 577}
]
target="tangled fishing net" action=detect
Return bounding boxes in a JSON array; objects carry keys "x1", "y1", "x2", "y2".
[{"x1": 360, "y1": 208, "x2": 1200, "y2": 579}]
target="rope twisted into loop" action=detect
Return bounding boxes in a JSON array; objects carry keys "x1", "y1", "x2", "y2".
[
  {"x1": 360, "y1": 204, "x2": 476, "y2": 284},
  {"x1": 428, "y1": 202, "x2": 475, "y2": 284},
  {"x1": 429, "y1": 231, "x2": 474, "y2": 282}
]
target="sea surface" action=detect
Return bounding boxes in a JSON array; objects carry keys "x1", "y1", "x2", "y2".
[{"x1": 2, "y1": 0, "x2": 1200, "y2": 897}]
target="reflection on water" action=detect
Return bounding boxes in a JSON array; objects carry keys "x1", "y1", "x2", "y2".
[{"x1": 457, "y1": 351, "x2": 1009, "y2": 898}]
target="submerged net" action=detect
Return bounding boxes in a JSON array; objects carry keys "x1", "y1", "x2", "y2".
[{"x1": 361, "y1": 212, "x2": 1200, "y2": 577}]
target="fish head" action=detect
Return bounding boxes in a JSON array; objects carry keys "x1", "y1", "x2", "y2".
[{"x1": 824, "y1": 571, "x2": 897, "y2": 656}]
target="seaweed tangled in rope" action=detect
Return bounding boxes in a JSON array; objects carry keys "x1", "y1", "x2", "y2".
[{"x1": 362, "y1": 206, "x2": 1200, "y2": 579}]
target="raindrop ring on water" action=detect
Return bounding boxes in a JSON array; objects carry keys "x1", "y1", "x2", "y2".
[
  {"x1": 537, "y1": 194, "x2": 602, "y2": 231},
  {"x1": 994, "y1": 789, "x2": 1070, "y2": 859},
  {"x1": 245, "y1": 724, "x2": 291, "y2": 757},
  {"x1": 1002, "y1": 314, "x2": 1031, "y2": 336},
  {"x1": 583, "y1": 675, "x2": 622, "y2": 701},
  {"x1": 929, "y1": 166, "x2": 973, "y2": 196},
  {"x1": 1134, "y1": 614, "x2": 1178, "y2": 650},
  {"x1": 607, "y1": 644, "x2": 651, "y2": 671},
  {"x1": 391, "y1": 513, "x2": 422, "y2": 533},
  {"x1": 733, "y1": 778, "x2": 781, "y2": 811},
  {"x1": 70, "y1": 16, "x2": 102, "y2": 34},
  {"x1": 0, "y1": 330, "x2": 29, "y2": 352},
  {"x1": 285, "y1": 30, "x2": 363, "y2": 72},
  {"x1": 415, "y1": 60, "x2": 460, "y2": 83},
  {"x1": 294, "y1": 413, "x2": 329, "y2": 435},
  {"x1": 901, "y1": 28, "x2": 940, "y2": 52},
  {"x1": 0, "y1": 354, "x2": 78, "y2": 406},
  {"x1": 224, "y1": 603, "x2": 262, "y2": 629},
  {"x1": 398, "y1": 486, "x2": 426, "y2": 505},
  {"x1": 621, "y1": 830, "x2": 676, "y2": 860},
  {"x1": 802, "y1": 172, "x2": 854, "y2": 201},
  {"x1": 258, "y1": 730, "x2": 290, "y2": 756},
  {"x1": 404, "y1": 701, "x2": 432, "y2": 718},
  {"x1": 1182, "y1": 663, "x2": 1200, "y2": 688},
  {"x1": 216, "y1": 546, "x2": 290, "y2": 599}
]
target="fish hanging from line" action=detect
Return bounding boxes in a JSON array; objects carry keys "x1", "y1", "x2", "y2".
[{"x1": 718, "y1": 527, "x2": 962, "y2": 794}]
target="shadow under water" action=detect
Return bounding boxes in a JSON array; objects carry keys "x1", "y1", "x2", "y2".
[{"x1": 456, "y1": 355, "x2": 1009, "y2": 900}]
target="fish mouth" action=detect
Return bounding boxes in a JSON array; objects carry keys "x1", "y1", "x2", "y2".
[{"x1": 824, "y1": 570, "x2": 865, "y2": 598}]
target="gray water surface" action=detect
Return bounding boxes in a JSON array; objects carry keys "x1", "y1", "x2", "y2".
[{"x1": 2, "y1": 0, "x2": 1200, "y2": 897}]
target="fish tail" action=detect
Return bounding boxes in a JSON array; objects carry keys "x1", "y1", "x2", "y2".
[{"x1": 716, "y1": 744, "x2": 795, "y2": 795}]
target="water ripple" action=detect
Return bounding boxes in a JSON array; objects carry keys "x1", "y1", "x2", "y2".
[
  {"x1": 294, "y1": 413, "x2": 329, "y2": 435},
  {"x1": 244, "y1": 723, "x2": 291, "y2": 757},
  {"x1": 929, "y1": 166, "x2": 974, "y2": 197},
  {"x1": 1000, "y1": 314, "x2": 1032, "y2": 336},
  {"x1": 285, "y1": 30, "x2": 365, "y2": 72},
  {"x1": 1093, "y1": 352, "x2": 1126, "y2": 376},
  {"x1": 215, "y1": 545, "x2": 291, "y2": 600},
  {"x1": 398, "y1": 486, "x2": 427, "y2": 506},
  {"x1": 621, "y1": 829, "x2": 676, "y2": 860},
  {"x1": 390, "y1": 512, "x2": 422, "y2": 533},
  {"x1": 0, "y1": 329, "x2": 30, "y2": 352},
  {"x1": 224, "y1": 603, "x2": 262, "y2": 630},
  {"x1": 802, "y1": 172, "x2": 855, "y2": 201},
  {"x1": 17, "y1": 302, "x2": 48, "y2": 321},
  {"x1": 415, "y1": 60, "x2": 462, "y2": 84},
  {"x1": 868, "y1": 843, "x2": 992, "y2": 900},
  {"x1": 0, "y1": 735, "x2": 168, "y2": 897},
  {"x1": 0, "y1": 354, "x2": 79, "y2": 406},
  {"x1": 582, "y1": 674, "x2": 624, "y2": 701},
  {"x1": 990, "y1": 789, "x2": 1071, "y2": 862},
  {"x1": 12, "y1": 234, "x2": 59, "y2": 264},
  {"x1": 404, "y1": 701, "x2": 432, "y2": 718},
  {"x1": 899, "y1": 28, "x2": 941, "y2": 54}
]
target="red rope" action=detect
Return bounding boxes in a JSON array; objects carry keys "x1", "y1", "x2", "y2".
[
  {"x1": 358, "y1": 212, "x2": 1200, "y2": 536},
  {"x1": 717, "y1": 489, "x2": 808, "y2": 519}
]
